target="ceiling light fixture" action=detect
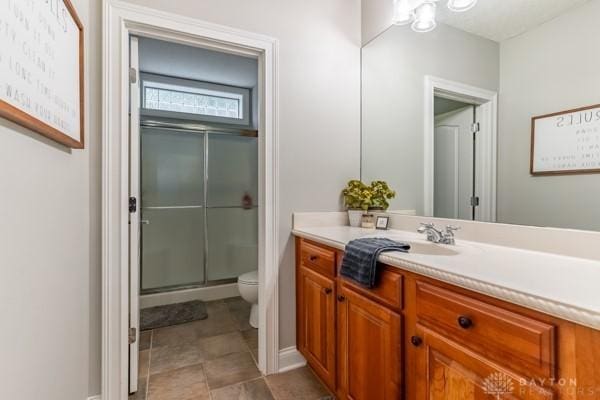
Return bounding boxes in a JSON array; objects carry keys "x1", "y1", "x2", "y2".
[
  {"x1": 447, "y1": 0, "x2": 478, "y2": 12},
  {"x1": 392, "y1": 0, "x2": 478, "y2": 33},
  {"x1": 411, "y1": 2, "x2": 437, "y2": 33}
]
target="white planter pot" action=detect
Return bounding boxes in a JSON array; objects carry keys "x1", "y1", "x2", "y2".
[{"x1": 347, "y1": 209, "x2": 364, "y2": 227}]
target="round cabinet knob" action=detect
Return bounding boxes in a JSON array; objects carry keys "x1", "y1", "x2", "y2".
[
  {"x1": 458, "y1": 315, "x2": 473, "y2": 329},
  {"x1": 410, "y1": 336, "x2": 423, "y2": 347},
  {"x1": 337, "y1": 295, "x2": 346, "y2": 302},
  {"x1": 324, "y1": 288, "x2": 332, "y2": 294},
  {"x1": 309, "y1": 255, "x2": 319, "y2": 261}
]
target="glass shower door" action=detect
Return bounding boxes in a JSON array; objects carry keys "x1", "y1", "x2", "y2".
[
  {"x1": 206, "y1": 133, "x2": 258, "y2": 281},
  {"x1": 140, "y1": 127, "x2": 205, "y2": 292}
]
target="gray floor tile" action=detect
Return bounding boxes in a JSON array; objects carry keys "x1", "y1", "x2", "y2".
[
  {"x1": 139, "y1": 349, "x2": 150, "y2": 378},
  {"x1": 266, "y1": 367, "x2": 330, "y2": 400},
  {"x1": 140, "y1": 330, "x2": 152, "y2": 351},
  {"x1": 198, "y1": 331, "x2": 248, "y2": 361},
  {"x1": 150, "y1": 340, "x2": 206, "y2": 375},
  {"x1": 210, "y1": 378, "x2": 274, "y2": 400},
  {"x1": 203, "y1": 352, "x2": 261, "y2": 390},
  {"x1": 147, "y1": 363, "x2": 210, "y2": 400}
]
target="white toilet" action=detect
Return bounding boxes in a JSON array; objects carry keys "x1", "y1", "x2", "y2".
[{"x1": 237, "y1": 270, "x2": 259, "y2": 328}]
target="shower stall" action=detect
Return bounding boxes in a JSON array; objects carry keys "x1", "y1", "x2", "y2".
[{"x1": 139, "y1": 119, "x2": 258, "y2": 294}]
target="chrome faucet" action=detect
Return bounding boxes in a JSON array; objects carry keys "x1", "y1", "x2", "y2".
[{"x1": 418, "y1": 223, "x2": 460, "y2": 245}]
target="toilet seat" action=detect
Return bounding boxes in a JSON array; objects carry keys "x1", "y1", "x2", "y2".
[{"x1": 238, "y1": 270, "x2": 258, "y2": 285}]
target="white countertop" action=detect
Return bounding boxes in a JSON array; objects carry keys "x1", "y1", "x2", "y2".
[{"x1": 292, "y1": 225, "x2": 600, "y2": 330}]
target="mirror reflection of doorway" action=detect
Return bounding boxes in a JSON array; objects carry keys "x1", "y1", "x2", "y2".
[{"x1": 434, "y1": 98, "x2": 477, "y2": 220}]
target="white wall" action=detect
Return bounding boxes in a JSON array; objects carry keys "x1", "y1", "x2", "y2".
[
  {"x1": 361, "y1": 23, "x2": 499, "y2": 214},
  {"x1": 0, "y1": 0, "x2": 102, "y2": 399},
  {"x1": 497, "y1": 0, "x2": 600, "y2": 231},
  {"x1": 361, "y1": 0, "x2": 393, "y2": 45}
]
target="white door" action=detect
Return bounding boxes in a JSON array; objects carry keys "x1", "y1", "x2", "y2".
[
  {"x1": 128, "y1": 35, "x2": 141, "y2": 394},
  {"x1": 434, "y1": 125, "x2": 459, "y2": 218},
  {"x1": 434, "y1": 106, "x2": 474, "y2": 220}
]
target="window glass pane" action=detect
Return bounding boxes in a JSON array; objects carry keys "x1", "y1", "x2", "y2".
[{"x1": 143, "y1": 84, "x2": 242, "y2": 120}]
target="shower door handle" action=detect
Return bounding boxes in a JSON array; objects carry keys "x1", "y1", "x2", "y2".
[{"x1": 141, "y1": 219, "x2": 150, "y2": 225}]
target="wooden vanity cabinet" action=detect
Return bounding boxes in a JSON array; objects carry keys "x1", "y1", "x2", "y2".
[
  {"x1": 296, "y1": 237, "x2": 403, "y2": 399},
  {"x1": 337, "y1": 283, "x2": 402, "y2": 400},
  {"x1": 296, "y1": 265, "x2": 337, "y2": 389},
  {"x1": 295, "y1": 237, "x2": 600, "y2": 400}
]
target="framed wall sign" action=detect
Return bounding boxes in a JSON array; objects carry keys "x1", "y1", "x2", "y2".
[
  {"x1": 531, "y1": 104, "x2": 600, "y2": 176},
  {"x1": 0, "y1": 0, "x2": 84, "y2": 148}
]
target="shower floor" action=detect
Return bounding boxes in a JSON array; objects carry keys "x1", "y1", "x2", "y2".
[{"x1": 130, "y1": 297, "x2": 332, "y2": 400}]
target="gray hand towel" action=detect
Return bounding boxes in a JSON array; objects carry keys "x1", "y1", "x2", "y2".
[{"x1": 340, "y1": 238, "x2": 410, "y2": 288}]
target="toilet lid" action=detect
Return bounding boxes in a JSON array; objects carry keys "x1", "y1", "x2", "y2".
[{"x1": 238, "y1": 270, "x2": 258, "y2": 285}]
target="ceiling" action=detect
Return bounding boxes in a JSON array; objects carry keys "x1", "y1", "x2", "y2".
[
  {"x1": 434, "y1": 97, "x2": 471, "y2": 116},
  {"x1": 437, "y1": 0, "x2": 590, "y2": 42},
  {"x1": 139, "y1": 37, "x2": 258, "y2": 88}
]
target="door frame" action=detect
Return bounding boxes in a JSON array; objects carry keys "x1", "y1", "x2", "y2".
[
  {"x1": 102, "y1": 1, "x2": 280, "y2": 399},
  {"x1": 424, "y1": 75, "x2": 498, "y2": 222}
]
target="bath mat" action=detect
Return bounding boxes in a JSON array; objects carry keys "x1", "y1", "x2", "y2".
[{"x1": 141, "y1": 300, "x2": 208, "y2": 330}]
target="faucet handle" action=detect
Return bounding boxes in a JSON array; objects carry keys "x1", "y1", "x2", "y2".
[{"x1": 420, "y1": 222, "x2": 436, "y2": 228}]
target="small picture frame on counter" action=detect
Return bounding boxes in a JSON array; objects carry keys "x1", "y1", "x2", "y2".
[{"x1": 376, "y1": 216, "x2": 390, "y2": 230}]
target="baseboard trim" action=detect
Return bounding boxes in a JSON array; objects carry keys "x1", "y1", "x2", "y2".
[
  {"x1": 278, "y1": 346, "x2": 306, "y2": 373},
  {"x1": 87, "y1": 395, "x2": 101, "y2": 400},
  {"x1": 140, "y1": 283, "x2": 240, "y2": 308}
]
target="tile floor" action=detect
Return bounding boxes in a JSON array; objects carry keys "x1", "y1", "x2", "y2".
[{"x1": 131, "y1": 297, "x2": 332, "y2": 400}]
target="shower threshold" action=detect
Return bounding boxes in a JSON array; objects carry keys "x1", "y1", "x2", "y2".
[{"x1": 141, "y1": 277, "x2": 238, "y2": 295}]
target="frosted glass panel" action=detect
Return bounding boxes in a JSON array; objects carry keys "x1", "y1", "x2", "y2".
[
  {"x1": 141, "y1": 208, "x2": 205, "y2": 290},
  {"x1": 206, "y1": 208, "x2": 258, "y2": 281},
  {"x1": 141, "y1": 128, "x2": 204, "y2": 207},
  {"x1": 207, "y1": 134, "x2": 258, "y2": 207}
]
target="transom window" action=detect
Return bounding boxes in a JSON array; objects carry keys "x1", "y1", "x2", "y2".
[{"x1": 141, "y1": 73, "x2": 250, "y2": 126}]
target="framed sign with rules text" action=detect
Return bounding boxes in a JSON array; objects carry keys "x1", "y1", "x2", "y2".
[
  {"x1": 531, "y1": 104, "x2": 600, "y2": 176},
  {"x1": 0, "y1": 0, "x2": 84, "y2": 148}
]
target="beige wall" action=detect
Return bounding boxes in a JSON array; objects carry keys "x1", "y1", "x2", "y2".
[
  {"x1": 0, "y1": 0, "x2": 102, "y2": 399},
  {"x1": 497, "y1": 0, "x2": 600, "y2": 231}
]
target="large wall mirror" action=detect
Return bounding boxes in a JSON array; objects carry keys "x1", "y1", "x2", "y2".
[{"x1": 361, "y1": 0, "x2": 600, "y2": 231}]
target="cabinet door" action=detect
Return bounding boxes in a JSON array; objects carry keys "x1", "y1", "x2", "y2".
[
  {"x1": 297, "y1": 266, "x2": 336, "y2": 389},
  {"x1": 413, "y1": 324, "x2": 554, "y2": 400},
  {"x1": 337, "y1": 285, "x2": 402, "y2": 400}
]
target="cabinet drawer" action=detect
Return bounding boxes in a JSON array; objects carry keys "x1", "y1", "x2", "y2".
[
  {"x1": 300, "y1": 240, "x2": 336, "y2": 278},
  {"x1": 340, "y1": 267, "x2": 403, "y2": 311},
  {"x1": 416, "y1": 282, "x2": 555, "y2": 380}
]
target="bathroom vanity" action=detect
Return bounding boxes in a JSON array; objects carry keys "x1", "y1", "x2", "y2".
[{"x1": 293, "y1": 216, "x2": 600, "y2": 400}]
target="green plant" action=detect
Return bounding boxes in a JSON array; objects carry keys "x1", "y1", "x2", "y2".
[
  {"x1": 342, "y1": 180, "x2": 372, "y2": 211},
  {"x1": 369, "y1": 180, "x2": 396, "y2": 210}
]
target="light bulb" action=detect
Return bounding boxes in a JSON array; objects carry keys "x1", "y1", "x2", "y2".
[
  {"x1": 393, "y1": 0, "x2": 415, "y2": 26},
  {"x1": 411, "y1": 2, "x2": 437, "y2": 33},
  {"x1": 447, "y1": 0, "x2": 478, "y2": 12}
]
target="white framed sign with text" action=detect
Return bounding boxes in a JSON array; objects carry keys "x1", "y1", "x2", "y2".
[
  {"x1": 531, "y1": 104, "x2": 600, "y2": 175},
  {"x1": 0, "y1": 0, "x2": 84, "y2": 148}
]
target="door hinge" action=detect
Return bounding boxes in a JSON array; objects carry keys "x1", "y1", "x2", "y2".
[
  {"x1": 471, "y1": 122, "x2": 480, "y2": 134},
  {"x1": 129, "y1": 327, "x2": 137, "y2": 344},
  {"x1": 470, "y1": 196, "x2": 480, "y2": 207},
  {"x1": 129, "y1": 67, "x2": 137, "y2": 84},
  {"x1": 129, "y1": 197, "x2": 137, "y2": 213}
]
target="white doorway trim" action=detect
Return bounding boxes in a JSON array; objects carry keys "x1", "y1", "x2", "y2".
[
  {"x1": 102, "y1": 2, "x2": 280, "y2": 399},
  {"x1": 424, "y1": 75, "x2": 498, "y2": 222}
]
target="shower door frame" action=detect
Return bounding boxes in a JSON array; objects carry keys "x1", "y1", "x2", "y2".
[
  {"x1": 102, "y1": 2, "x2": 281, "y2": 399},
  {"x1": 139, "y1": 118, "x2": 259, "y2": 294}
]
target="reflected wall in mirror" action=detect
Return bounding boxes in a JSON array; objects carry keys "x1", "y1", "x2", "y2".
[{"x1": 361, "y1": 0, "x2": 600, "y2": 231}]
